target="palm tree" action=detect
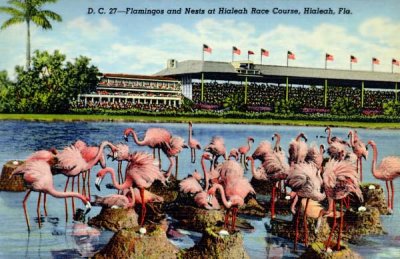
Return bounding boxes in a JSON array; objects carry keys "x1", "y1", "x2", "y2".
[{"x1": 0, "y1": 0, "x2": 62, "y2": 70}]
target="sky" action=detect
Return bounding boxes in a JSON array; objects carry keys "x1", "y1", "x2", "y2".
[{"x1": 0, "y1": 0, "x2": 399, "y2": 78}]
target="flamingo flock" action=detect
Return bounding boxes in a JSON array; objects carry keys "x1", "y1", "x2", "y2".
[{"x1": 10, "y1": 122, "x2": 400, "y2": 254}]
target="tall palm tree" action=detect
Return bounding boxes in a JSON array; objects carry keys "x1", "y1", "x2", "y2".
[{"x1": 0, "y1": 0, "x2": 62, "y2": 70}]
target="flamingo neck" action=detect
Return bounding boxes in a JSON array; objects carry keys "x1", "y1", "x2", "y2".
[
  {"x1": 108, "y1": 168, "x2": 133, "y2": 190},
  {"x1": 327, "y1": 129, "x2": 332, "y2": 144},
  {"x1": 131, "y1": 130, "x2": 145, "y2": 146},
  {"x1": 371, "y1": 144, "x2": 380, "y2": 178},
  {"x1": 165, "y1": 156, "x2": 175, "y2": 177},
  {"x1": 87, "y1": 141, "x2": 112, "y2": 169},
  {"x1": 213, "y1": 184, "x2": 231, "y2": 208},
  {"x1": 349, "y1": 132, "x2": 354, "y2": 147},
  {"x1": 274, "y1": 136, "x2": 281, "y2": 151},
  {"x1": 247, "y1": 139, "x2": 252, "y2": 149},
  {"x1": 47, "y1": 188, "x2": 87, "y2": 204},
  {"x1": 201, "y1": 156, "x2": 209, "y2": 190},
  {"x1": 249, "y1": 158, "x2": 261, "y2": 179},
  {"x1": 188, "y1": 124, "x2": 192, "y2": 142}
]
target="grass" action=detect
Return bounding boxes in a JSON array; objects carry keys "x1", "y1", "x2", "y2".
[{"x1": 1, "y1": 113, "x2": 400, "y2": 129}]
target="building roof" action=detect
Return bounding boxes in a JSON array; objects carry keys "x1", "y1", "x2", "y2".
[
  {"x1": 101, "y1": 73, "x2": 179, "y2": 82},
  {"x1": 154, "y1": 60, "x2": 400, "y2": 89}
]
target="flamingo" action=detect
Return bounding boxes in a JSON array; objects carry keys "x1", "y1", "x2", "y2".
[
  {"x1": 286, "y1": 163, "x2": 326, "y2": 250},
  {"x1": 107, "y1": 143, "x2": 131, "y2": 190},
  {"x1": 95, "y1": 151, "x2": 165, "y2": 227},
  {"x1": 124, "y1": 127, "x2": 172, "y2": 168},
  {"x1": 272, "y1": 133, "x2": 283, "y2": 153},
  {"x1": 367, "y1": 140, "x2": 400, "y2": 213},
  {"x1": 55, "y1": 141, "x2": 117, "y2": 221},
  {"x1": 238, "y1": 137, "x2": 255, "y2": 170},
  {"x1": 179, "y1": 170, "x2": 220, "y2": 210},
  {"x1": 322, "y1": 159, "x2": 363, "y2": 251},
  {"x1": 204, "y1": 136, "x2": 227, "y2": 168},
  {"x1": 228, "y1": 148, "x2": 240, "y2": 161},
  {"x1": 252, "y1": 140, "x2": 272, "y2": 163},
  {"x1": 11, "y1": 160, "x2": 91, "y2": 231},
  {"x1": 305, "y1": 144, "x2": 325, "y2": 170},
  {"x1": 162, "y1": 136, "x2": 188, "y2": 180},
  {"x1": 207, "y1": 180, "x2": 255, "y2": 231},
  {"x1": 188, "y1": 122, "x2": 201, "y2": 163},
  {"x1": 288, "y1": 133, "x2": 308, "y2": 166},
  {"x1": 325, "y1": 127, "x2": 350, "y2": 160},
  {"x1": 92, "y1": 187, "x2": 135, "y2": 209},
  {"x1": 218, "y1": 159, "x2": 245, "y2": 185},
  {"x1": 348, "y1": 130, "x2": 368, "y2": 182},
  {"x1": 73, "y1": 140, "x2": 107, "y2": 198}
]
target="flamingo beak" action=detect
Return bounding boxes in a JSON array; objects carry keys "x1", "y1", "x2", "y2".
[
  {"x1": 85, "y1": 202, "x2": 92, "y2": 215},
  {"x1": 362, "y1": 154, "x2": 367, "y2": 160},
  {"x1": 206, "y1": 195, "x2": 213, "y2": 206},
  {"x1": 271, "y1": 136, "x2": 275, "y2": 141},
  {"x1": 124, "y1": 135, "x2": 128, "y2": 142},
  {"x1": 95, "y1": 177, "x2": 102, "y2": 191}
]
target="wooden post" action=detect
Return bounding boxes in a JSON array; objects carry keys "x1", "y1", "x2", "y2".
[
  {"x1": 286, "y1": 77, "x2": 289, "y2": 102},
  {"x1": 324, "y1": 79, "x2": 328, "y2": 107},
  {"x1": 361, "y1": 81, "x2": 365, "y2": 108},
  {"x1": 201, "y1": 73, "x2": 204, "y2": 102},
  {"x1": 244, "y1": 76, "x2": 248, "y2": 104}
]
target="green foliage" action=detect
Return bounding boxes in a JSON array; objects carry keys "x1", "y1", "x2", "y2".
[
  {"x1": 0, "y1": 70, "x2": 17, "y2": 112},
  {"x1": 330, "y1": 97, "x2": 360, "y2": 116},
  {"x1": 1, "y1": 50, "x2": 99, "y2": 113},
  {"x1": 181, "y1": 96, "x2": 194, "y2": 112},
  {"x1": 383, "y1": 100, "x2": 400, "y2": 116},
  {"x1": 273, "y1": 99, "x2": 300, "y2": 115},
  {"x1": 223, "y1": 92, "x2": 245, "y2": 111}
]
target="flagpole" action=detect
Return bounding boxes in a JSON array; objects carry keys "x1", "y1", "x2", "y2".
[
  {"x1": 392, "y1": 62, "x2": 394, "y2": 73},
  {"x1": 325, "y1": 57, "x2": 327, "y2": 69},
  {"x1": 350, "y1": 59, "x2": 352, "y2": 70},
  {"x1": 232, "y1": 50, "x2": 234, "y2": 62},
  {"x1": 202, "y1": 46, "x2": 204, "y2": 62},
  {"x1": 287, "y1": 54, "x2": 289, "y2": 67},
  {"x1": 372, "y1": 60, "x2": 374, "y2": 72},
  {"x1": 260, "y1": 52, "x2": 262, "y2": 65}
]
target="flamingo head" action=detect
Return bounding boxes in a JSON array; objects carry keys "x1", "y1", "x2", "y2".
[
  {"x1": 123, "y1": 128, "x2": 134, "y2": 141},
  {"x1": 108, "y1": 143, "x2": 129, "y2": 161},
  {"x1": 95, "y1": 168, "x2": 112, "y2": 191},
  {"x1": 73, "y1": 140, "x2": 87, "y2": 151},
  {"x1": 229, "y1": 149, "x2": 239, "y2": 160},
  {"x1": 347, "y1": 130, "x2": 353, "y2": 138},
  {"x1": 319, "y1": 144, "x2": 325, "y2": 154},
  {"x1": 248, "y1": 137, "x2": 255, "y2": 143},
  {"x1": 82, "y1": 196, "x2": 92, "y2": 215},
  {"x1": 272, "y1": 133, "x2": 280, "y2": 141},
  {"x1": 367, "y1": 140, "x2": 376, "y2": 148},
  {"x1": 324, "y1": 127, "x2": 331, "y2": 133},
  {"x1": 202, "y1": 152, "x2": 213, "y2": 161},
  {"x1": 298, "y1": 132, "x2": 308, "y2": 142},
  {"x1": 188, "y1": 121, "x2": 192, "y2": 126},
  {"x1": 246, "y1": 156, "x2": 253, "y2": 162}
]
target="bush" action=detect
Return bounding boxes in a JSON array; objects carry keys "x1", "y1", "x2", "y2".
[
  {"x1": 383, "y1": 100, "x2": 400, "y2": 116},
  {"x1": 273, "y1": 99, "x2": 301, "y2": 115},
  {"x1": 330, "y1": 97, "x2": 360, "y2": 116}
]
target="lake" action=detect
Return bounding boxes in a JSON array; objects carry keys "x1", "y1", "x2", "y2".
[{"x1": 0, "y1": 120, "x2": 400, "y2": 258}]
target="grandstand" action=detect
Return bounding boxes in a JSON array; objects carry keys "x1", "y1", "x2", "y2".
[
  {"x1": 77, "y1": 73, "x2": 182, "y2": 109},
  {"x1": 155, "y1": 59, "x2": 400, "y2": 113}
]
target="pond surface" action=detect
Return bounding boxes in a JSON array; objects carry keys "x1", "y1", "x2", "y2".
[{"x1": 1, "y1": 121, "x2": 400, "y2": 258}]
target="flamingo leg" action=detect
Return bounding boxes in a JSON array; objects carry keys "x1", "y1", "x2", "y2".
[
  {"x1": 224, "y1": 209, "x2": 230, "y2": 229},
  {"x1": 337, "y1": 199, "x2": 344, "y2": 251},
  {"x1": 193, "y1": 149, "x2": 196, "y2": 163},
  {"x1": 77, "y1": 173, "x2": 81, "y2": 194},
  {"x1": 174, "y1": 156, "x2": 179, "y2": 179},
  {"x1": 37, "y1": 192, "x2": 42, "y2": 228},
  {"x1": 158, "y1": 148, "x2": 162, "y2": 170},
  {"x1": 64, "y1": 177, "x2": 70, "y2": 222},
  {"x1": 87, "y1": 170, "x2": 91, "y2": 199},
  {"x1": 140, "y1": 187, "x2": 146, "y2": 226},
  {"x1": 71, "y1": 176, "x2": 76, "y2": 214},
  {"x1": 23, "y1": 189, "x2": 32, "y2": 232},
  {"x1": 294, "y1": 198, "x2": 301, "y2": 251},
  {"x1": 391, "y1": 180, "x2": 395, "y2": 211},
  {"x1": 43, "y1": 193, "x2": 48, "y2": 217},
  {"x1": 360, "y1": 159, "x2": 363, "y2": 182},
  {"x1": 271, "y1": 185, "x2": 276, "y2": 219},
  {"x1": 152, "y1": 148, "x2": 156, "y2": 159},
  {"x1": 231, "y1": 207, "x2": 238, "y2": 232},
  {"x1": 81, "y1": 171, "x2": 86, "y2": 197},
  {"x1": 118, "y1": 161, "x2": 122, "y2": 194},
  {"x1": 386, "y1": 180, "x2": 391, "y2": 210},
  {"x1": 304, "y1": 198, "x2": 310, "y2": 247},
  {"x1": 325, "y1": 200, "x2": 337, "y2": 251}
]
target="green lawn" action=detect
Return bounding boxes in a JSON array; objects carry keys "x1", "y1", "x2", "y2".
[{"x1": 1, "y1": 113, "x2": 399, "y2": 129}]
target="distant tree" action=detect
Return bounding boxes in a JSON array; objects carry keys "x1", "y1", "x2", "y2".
[
  {"x1": 0, "y1": 70, "x2": 16, "y2": 112},
  {"x1": 12, "y1": 50, "x2": 99, "y2": 113},
  {"x1": 223, "y1": 92, "x2": 245, "y2": 111},
  {"x1": 383, "y1": 100, "x2": 400, "y2": 116},
  {"x1": 273, "y1": 99, "x2": 301, "y2": 115},
  {"x1": 330, "y1": 97, "x2": 360, "y2": 116},
  {"x1": 0, "y1": 0, "x2": 62, "y2": 70}
]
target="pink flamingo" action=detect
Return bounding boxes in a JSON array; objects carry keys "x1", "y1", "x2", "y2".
[
  {"x1": 305, "y1": 144, "x2": 325, "y2": 170},
  {"x1": 188, "y1": 122, "x2": 201, "y2": 163},
  {"x1": 288, "y1": 133, "x2": 308, "y2": 166},
  {"x1": 252, "y1": 140, "x2": 272, "y2": 163},
  {"x1": 286, "y1": 163, "x2": 326, "y2": 250},
  {"x1": 107, "y1": 143, "x2": 131, "y2": 190},
  {"x1": 124, "y1": 127, "x2": 172, "y2": 168},
  {"x1": 348, "y1": 130, "x2": 368, "y2": 182},
  {"x1": 272, "y1": 133, "x2": 283, "y2": 153},
  {"x1": 93, "y1": 187, "x2": 135, "y2": 209},
  {"x1": 74, "y1": 140, "x2": 107, "y2": 198},
  {"x1": 11, "y1": 160, "x2": 91, "y2": 231},
  {"x1": 368, "y1": 140, "x2": 400, "y2": 213},
  {"x1": 179, "y1": 170, "x2": 220, "y2": 210},
  {"x1": 207, "y1": 179, "x2": 255, "y2": 231},
  {"x1": 55, "y1": 141, "x2": 117, "y2": 221},
  {"x1": 95, "y1": 151, "x2": 165, "y2": 226},
  {"x1": 162, "y1": 136, "x2": 188, "y2": 180},
  {"x1": 218, "y1": 159, "x2": 244, "y2": 185},
  {"x1": 238, "y1": 137, "x2": 255, "y2": 169},
  {"x1": 322, "y1": 159, "x2": 363, "y2": 251},
  {"x1": 200, "y1": 152, "x2": 220, "y2": 184},
  {"x1": 325, "y1": 127, "x2": 350, "y2": 160},
  {"x1": 204, "y1": 136, "x2": 227, "y2": 168},
  {"x1": 228, "y1": 148, "x2": 240, "y2": 161}
]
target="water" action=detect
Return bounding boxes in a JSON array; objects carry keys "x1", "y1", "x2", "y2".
[{"x1": 1, "y1": 120, "x2": 400, "y2": 258}]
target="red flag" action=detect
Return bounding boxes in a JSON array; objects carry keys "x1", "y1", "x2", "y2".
[
  {"x1": 372, "y1": 57, "x2": 380, "y2": 65},
  {"x1": 232, "y1": 46, "x2": 241, "y2": 55},
  {"x1": 248, "y1": 50, "x2": 254, "y2": 55},
  {"x1": 350, "y1": 55, "x2": 358, "y2": 63},
  {"x1": 288, "y1": 51, "x2": 295, "y2": 60},
  {"x1": 203, "y1": 44, "x2": 212, "y2": 53},
  {"x1": 392, "y1": 58, "x2": 400, "y2": 66},
  {"x1": 326, "y1": 53, "x2": 334, "y2": 61},
  {"x1": 261, "y1": 48, "x2": 269, "y2": 57}
]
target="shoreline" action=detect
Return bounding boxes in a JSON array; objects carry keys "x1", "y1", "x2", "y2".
[{"x1": 1, "y1": 113, "x2": 400, "y2": 129}]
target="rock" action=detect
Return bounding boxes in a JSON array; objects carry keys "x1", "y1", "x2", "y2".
[
  {"x1": 88, "y1": 207, "x2": 138, "y2": 232},
  {"x1": 182, "y1": 227, "x2": 250, "y2": 259},
  {"x1": 0, "y1": 161, "x2": 27, "y2": 192},
  {"x1": 262, "y1": 196, "x2": 292, "y2": 216},
  {"x1": 238, "y1": 197, "x2": 266, "y2": 218},
  {"x1": 94, "y1": 224, "x2": 179, "y2": 259},
  {"x1": 149, "y1": 177, "x2": 179, "y2": 203},
  {"x1": 250, "y1": 178, "x2": 275, "y2": 195},
  {"x1": 344, "y1": 207, "x2": 385, "y2": 239},
  {"x1": 351, "y1": 183, "x2": 389, "y2": 215},
  {"x1": 300, "y1": 242, "x2": 362, "y2": 259}
]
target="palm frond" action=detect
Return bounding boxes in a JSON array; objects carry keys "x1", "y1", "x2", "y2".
[
  {"x1": 31, "y1": 14, "x2": 52, "y2": 29},
  {"x1": 40, "y1": 9, "x2": 62, "y2": 22},
  {"x1": 6, "y1": 0, "x2": 27, "y2": 11},
  {"x1": 1, "y1": 16, "x2": 25, "y2": 29},
  {"x1": 0, "y1": 6, "x2": 24, "y2": 16}
]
